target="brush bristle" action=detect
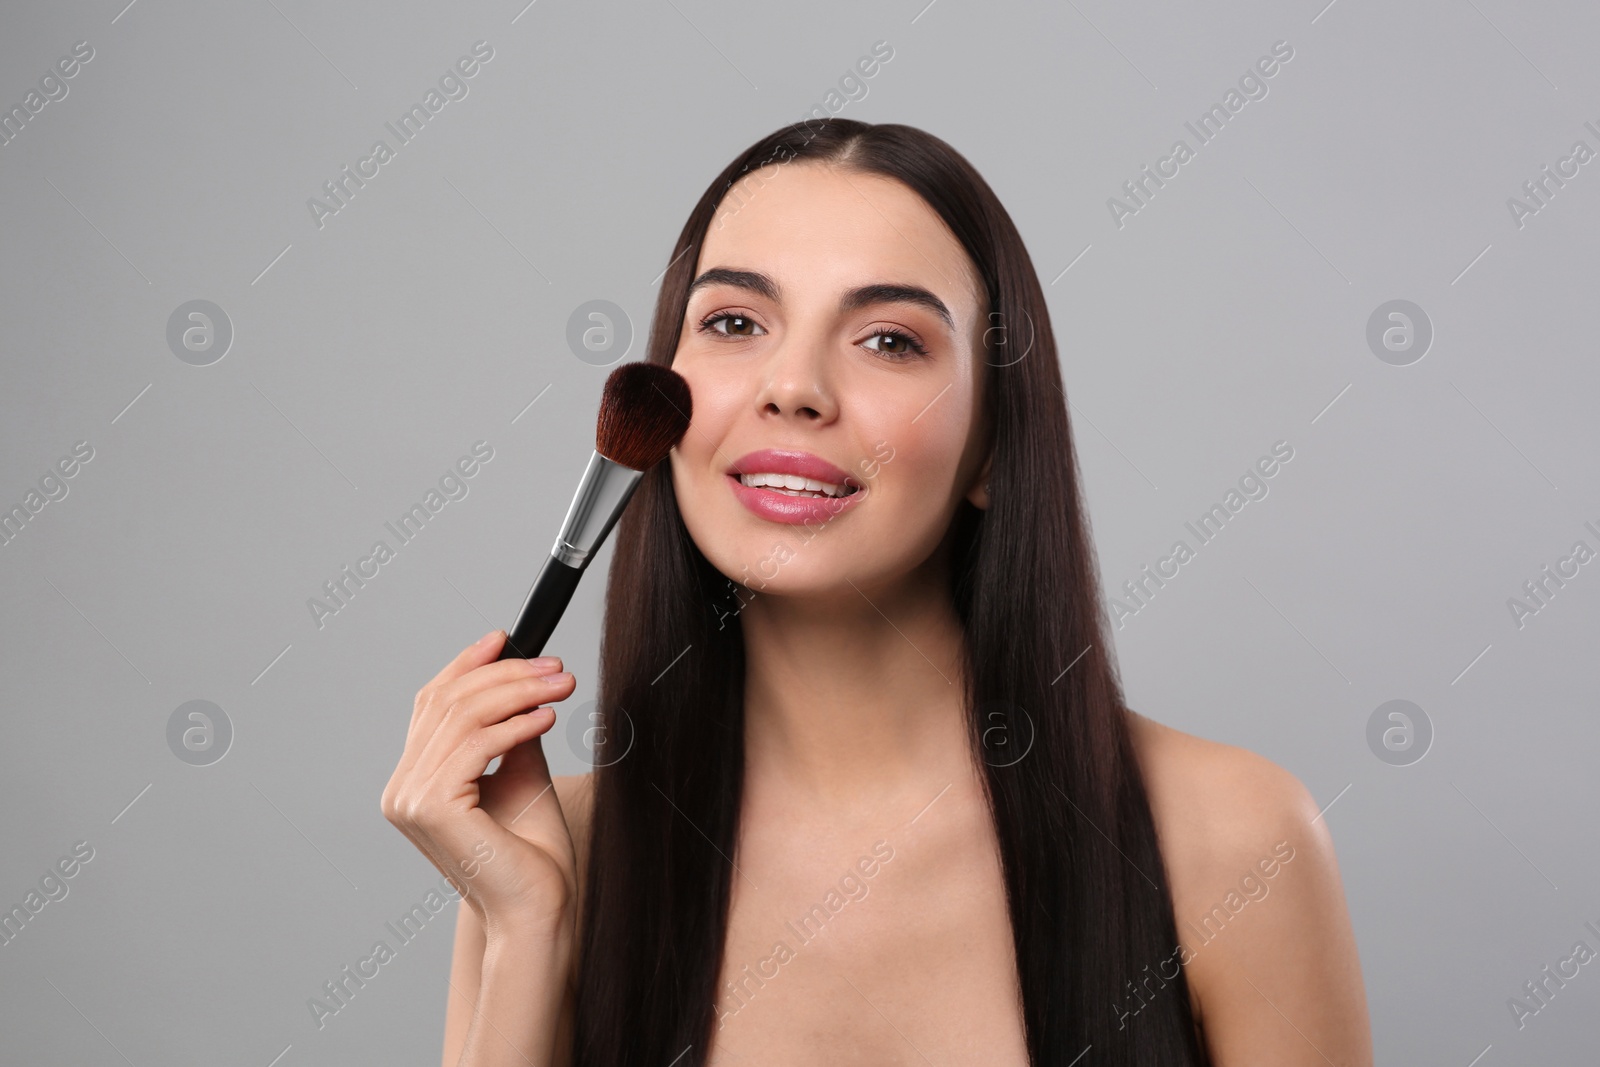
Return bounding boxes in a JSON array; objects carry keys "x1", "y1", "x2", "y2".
[{"x1": 596, "y1": 362, "x2": 693, "y2": 471}]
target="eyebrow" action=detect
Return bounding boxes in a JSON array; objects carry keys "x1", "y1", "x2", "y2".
[{"x1": 686, "y1": 267, "x2": 955, "y2": 332}]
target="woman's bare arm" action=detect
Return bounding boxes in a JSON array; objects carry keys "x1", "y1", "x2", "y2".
[
  {"x1": 1130, "y1": 711, "x2": 1373, "y2": 1066},
  {"x1": 441, "y1": 772, "x2": 593, "y2": 1066},
  {"x1": 1183, "y1": 759, "x2": 1371, "y2": 1065},
  {"x1": 441, "y1": 902, "x2": 488, "y2": 1067},
  {"x1": 381, "y1": 630, "x2": 589, "y2": 1067},
  {"x1": 453, "y1": 923, "x2": 575, "y2": 1067}
]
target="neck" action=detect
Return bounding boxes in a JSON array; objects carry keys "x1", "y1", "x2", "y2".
[{"x1": 738, "y1": 545, "x2": 973, "y2": 808}]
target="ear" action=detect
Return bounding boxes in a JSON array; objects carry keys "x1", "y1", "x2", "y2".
[{"x1": 965, "y1": 447, "x2": 993, "y2": 510}]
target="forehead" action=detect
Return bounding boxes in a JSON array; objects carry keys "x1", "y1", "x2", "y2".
[{"x1": 700, "y1": 161, "x2": 985, "y2": 328}]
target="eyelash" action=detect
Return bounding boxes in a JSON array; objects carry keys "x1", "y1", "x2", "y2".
[{"x1": 695, "y1": 311, "x2": 930, "y2": 359}]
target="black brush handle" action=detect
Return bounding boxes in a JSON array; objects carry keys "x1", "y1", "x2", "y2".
[{"x1": 497, "y1": 555, "x2": 584, "y2": 660}]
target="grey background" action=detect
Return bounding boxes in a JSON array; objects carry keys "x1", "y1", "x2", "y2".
[{"x1": 2, "y1": 0, "x2": 1596, "y2": 1063}]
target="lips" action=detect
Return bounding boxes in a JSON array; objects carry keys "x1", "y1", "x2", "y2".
[
  {"x1": 727, "y1": 449, "x2": 856, "y2": 485},
  {"x1": 725, "y1": 448, "x2": 869, "y2": 525}
]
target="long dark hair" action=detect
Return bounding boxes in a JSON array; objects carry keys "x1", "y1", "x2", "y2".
[{"x1": 574, "y1": 118, "x2": 1209, "y2": 1066}]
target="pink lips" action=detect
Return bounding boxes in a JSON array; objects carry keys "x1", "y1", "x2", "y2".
[{"x1": 726, "y1": 448, "x2": 868, "y2": 525}]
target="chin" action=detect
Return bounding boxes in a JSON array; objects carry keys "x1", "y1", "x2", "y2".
[
  {"x1": 677, "y1": 470, "x2": 935, "y2": 598},
  {"x1": 690, "y1": 511, "x2": 864, "y2": 595}
]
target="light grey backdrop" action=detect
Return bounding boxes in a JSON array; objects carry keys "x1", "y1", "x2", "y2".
[{"x1": 2, "y1": 0, "x2": 1597, "y2": 1063}]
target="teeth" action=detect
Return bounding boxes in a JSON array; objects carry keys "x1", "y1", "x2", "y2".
[{"x1": 739, "y1": 471, "x2": 856, "y2": 497}]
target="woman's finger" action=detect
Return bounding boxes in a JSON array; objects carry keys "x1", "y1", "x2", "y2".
[
  {"x1": 432, "y1": 705, "x2": 559, "y2": 798},
  {"x1": 428, "y1": 629, "x2": 506, "y2": 692},
  {"x1": 407, "y1": 630, "x2": 503, "y2": 737},
  {"x1": 409, "y1": 671, "x2": 576, "y2": 786},
  {"x1": 412, "y1": 630, "x2": 562, "y2": 728},
  {"x1": 407, "y1": 656, "x2": 561, "y2": 754},
  {"x1": 398, "y1": 647, "x2": 563, "y2": 787}
]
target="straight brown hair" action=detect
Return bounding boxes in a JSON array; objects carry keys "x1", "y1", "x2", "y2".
[{"x1": 574, "y1": 118, "x2": 1210, "y2": 1066}]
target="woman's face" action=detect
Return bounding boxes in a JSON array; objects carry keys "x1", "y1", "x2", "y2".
[{"x1": 668, "y1": 159, "x2": 992, "y2": 602}]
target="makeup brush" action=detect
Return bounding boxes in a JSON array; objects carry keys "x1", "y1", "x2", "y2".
[{"x1": 497, "y1": 362, "x2": 692, "y2": 661}]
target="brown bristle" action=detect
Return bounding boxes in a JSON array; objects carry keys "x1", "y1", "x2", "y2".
[{"x1": 596, "y1": 362, "x2": 693, "y2": 471}]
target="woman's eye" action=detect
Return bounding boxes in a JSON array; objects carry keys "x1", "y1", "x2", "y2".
[
  {"x1": 700, "y1": 313, "x2": 764, "y2": 338},
  {"x1": 696, "y1": 314, "x2": 926, "y2": 357},
  {"x1": 862, "y1": 330, "x2": 929, "y2": 358}
]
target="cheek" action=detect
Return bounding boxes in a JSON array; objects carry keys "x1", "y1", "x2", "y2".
[
  {"x1": 864, "y1": 392, "x2": 972, "y2": 494},
  {"x1": 869, "y1": 434, "x2": 944, "y2": 511},
  {"x1": 675, "y1": 388, "x2": 741, "y2": 491},
  {"x1": 670, "y1": 440, "x2": 722, "y2": 526},
  {"x1": 675, "y1": 360, "x2": 741, "y2": 439},
  {"x1": 666, "y1": 382, "x2": 740, "y2": 533}
]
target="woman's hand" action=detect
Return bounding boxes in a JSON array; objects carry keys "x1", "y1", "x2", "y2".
[{"x1": 382, "y1": 629, "x2": 580, "y2": 946}]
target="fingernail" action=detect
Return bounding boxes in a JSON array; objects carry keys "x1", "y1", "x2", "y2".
[
  {"x1": 529, "y1": 656, "x2": 561, "y2": 672},
  {"x1": 543, "y1": 671, "x2": 573, "y2": 686},
  {"x1": 478, "y1": 629, "x2": 502, "y2": 647}
]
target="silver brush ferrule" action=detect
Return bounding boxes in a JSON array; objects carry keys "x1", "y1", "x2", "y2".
[{"x1": 550, "y1": 451, "x2": 644, "y2": 569}]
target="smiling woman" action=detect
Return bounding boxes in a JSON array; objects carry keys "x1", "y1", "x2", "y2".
[{"x1": 408, "y1": 118, "x2": 1373, "y2": 1067}]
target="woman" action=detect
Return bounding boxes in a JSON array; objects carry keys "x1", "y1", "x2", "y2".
[{"x1": 382, "y1": 118, "x2": 1372, "y2": 1066}]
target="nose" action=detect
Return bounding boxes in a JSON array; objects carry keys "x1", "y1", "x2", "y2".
[{"x1": 753, "y1": 330, "x2": 838, "y2": 424}]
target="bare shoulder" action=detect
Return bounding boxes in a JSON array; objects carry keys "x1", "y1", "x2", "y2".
[
  {"x1": 1125, "y1": 709, "x2": 1372, "y2": 1065},
  {"x1": 551, "y1": 771, "x2": 596, "y2": 872},
  {"x1": 1126, "y1": 709, "x2": 1322, "y2": 869},
  {"x1": 551, "y1": 771, "x2": 596, "y2": 987},
  {"x1": 1125, "y1": 706, "x2": 1333, "y2": 923}
]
